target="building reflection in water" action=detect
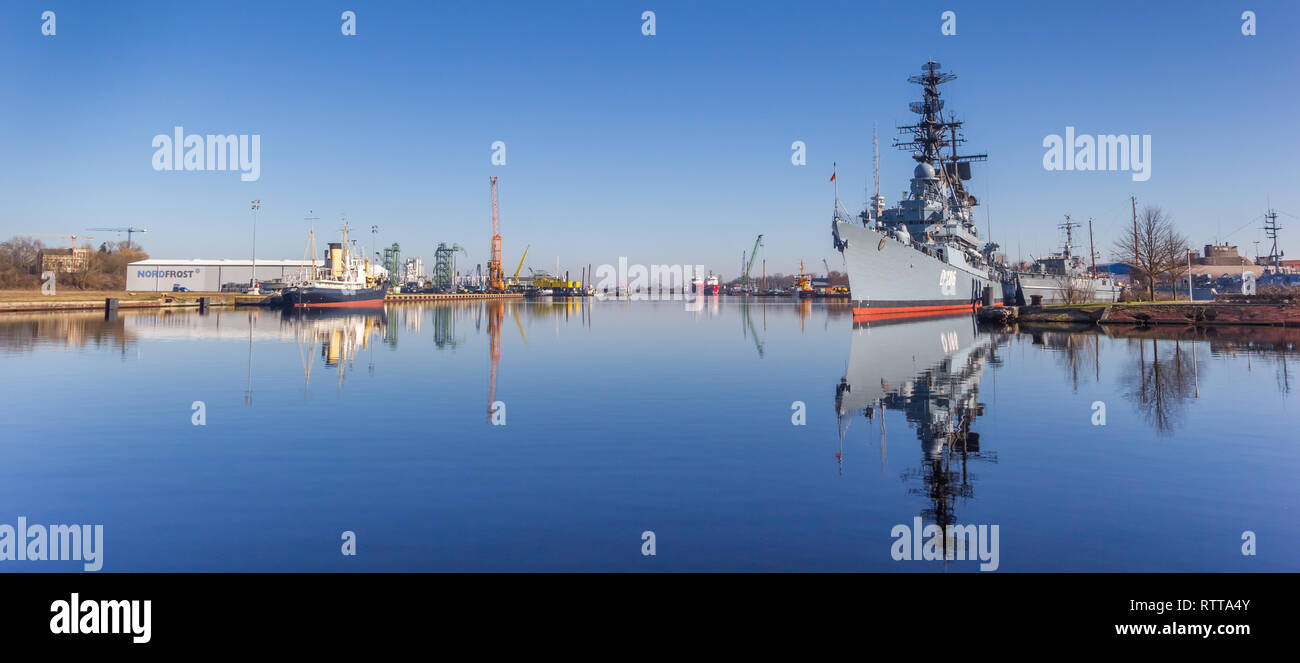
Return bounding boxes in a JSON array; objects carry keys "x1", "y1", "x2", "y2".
[
  {"x1": 835, "y1": 314, "x2": 1002, "y2": 549},
  {"x1": 0, "y1": 309, "x2": 134, "y2": 356}
]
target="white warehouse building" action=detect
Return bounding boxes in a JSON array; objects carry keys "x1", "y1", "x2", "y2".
[{"x1": 126, "y1": 259, "x2": 322, "y2": 292}]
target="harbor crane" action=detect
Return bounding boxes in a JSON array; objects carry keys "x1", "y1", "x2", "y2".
[
  {"x1": 741, "y1": 234, "x2": 763, "y2": 292},
  {"x1": 87, "y1": 227, "x2": 147, "y2": 251},
  {"x1": 22, "y1": 233, "x2": 93, "y2": 248},
  {"x1": 511, "y1": 244, "x2": 531, "y2": 285},
  {"x1": 487, "y1": 177, "x2": 505, "y2": 292},
  {"x1": 433, "y1": 243, "x2": 466, "y2": 291}
]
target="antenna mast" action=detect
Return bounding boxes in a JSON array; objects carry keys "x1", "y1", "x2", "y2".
[
  {"x1": 871, "y1": 123, "x2": 884, "y2": 219},
  {"x1": 302, "y1": 210, "x2": 319, "y2": 280},
  {"x1": 1263, "y1": 209, "x2": 1283, "y2": 271},
  {"x1": 894, "y1": 61, "x2": 986, "y2": 222},
  {"x1": 1088, "y1": 217, "x2": 1098, "y2": 277},
  {"x1": 1059, "y1": 215, "x2": 1079, "y2": 258}
]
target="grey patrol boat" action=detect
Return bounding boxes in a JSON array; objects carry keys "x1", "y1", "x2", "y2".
[
  {"x1": 832, "y1": 61, "x2": 1008, "y2": 320},
  {"x1": 1012, "y1": 216, "x2": 1121, "y2": 304}
]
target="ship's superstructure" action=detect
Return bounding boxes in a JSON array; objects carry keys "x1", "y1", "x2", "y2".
[{"x1": 833, "y1": 61, "x2": 1003, "y2": 319}]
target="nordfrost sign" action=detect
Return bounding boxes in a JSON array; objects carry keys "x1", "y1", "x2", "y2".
[
  {"x1": 129, "y1": 266, "x2": 205, "y2": 291},
  {"x1": 136, "y1": 268, "x2": 198, "y2": 280}
]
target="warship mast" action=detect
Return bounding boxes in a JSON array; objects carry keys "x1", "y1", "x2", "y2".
[{"x1": 893, "y1": 61, "x2": 987, "y2": 225}]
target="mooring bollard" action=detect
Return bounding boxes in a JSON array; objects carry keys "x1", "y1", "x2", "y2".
[
  {"x1": 198, "y1": 296, "x2": 210, "y2": 310},
  {"x1": 1029, "y1": 294, "x2": 1043, "y2": 306},
  {"x1": 105, "y1": 298, "x2": 119, "y2": 310}
]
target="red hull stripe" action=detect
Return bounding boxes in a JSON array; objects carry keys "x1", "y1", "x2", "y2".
[
  {"x1": 293, "y1": 299, "x2": 386, "y2": 308},
  {"x1": 852, "y1": 303, "x2": 974, "y2": 321}
]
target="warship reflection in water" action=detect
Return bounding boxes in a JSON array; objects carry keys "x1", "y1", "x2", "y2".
[{"x1": 835, "y1": 313, "x2": 1004, "y2": 553}]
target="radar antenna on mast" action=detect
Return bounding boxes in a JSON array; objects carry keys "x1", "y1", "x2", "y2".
[
  {"x1": 892, "y1": 60, "x2": 986, "y2": 215},
  {"x1": 872, "y1": 123, "x2": 885, "y2": 219},
  {"x1": 1263, "y1": 209, "x2": 1284, "y2": 271}
]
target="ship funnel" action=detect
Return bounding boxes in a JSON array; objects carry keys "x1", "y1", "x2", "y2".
[{"x1": 328, "y1": 242, "x2": 343, "y2": 277}]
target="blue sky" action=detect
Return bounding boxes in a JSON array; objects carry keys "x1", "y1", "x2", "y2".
[{"x1": 2, "y1": 1, "x2": 1297, "y2": 276}]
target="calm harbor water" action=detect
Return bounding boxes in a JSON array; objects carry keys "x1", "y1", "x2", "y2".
[{"x1": 1, "y1": 298, "x2": 1296, "y2": 572}]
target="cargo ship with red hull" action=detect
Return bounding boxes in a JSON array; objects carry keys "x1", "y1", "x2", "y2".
[
  {"x1": 691, "y1": 273, "x2": 721, "y2": 296},
  {"x1": 281, "y1": 221, "x2": 388, "y2": 309}
]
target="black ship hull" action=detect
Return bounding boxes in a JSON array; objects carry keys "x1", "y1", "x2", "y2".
[{"x1": 281, "y1": 285, "x2": 387, "y2": 308}]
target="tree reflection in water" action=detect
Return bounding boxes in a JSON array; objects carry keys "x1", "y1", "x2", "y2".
[{"x1": 1121, "y1": 336, "x2": 1199, "y2": 434}]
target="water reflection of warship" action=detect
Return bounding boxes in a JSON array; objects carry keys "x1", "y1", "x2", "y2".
[{"x1": 835, "y1": 314, "x2": 1001, "y2": 535}]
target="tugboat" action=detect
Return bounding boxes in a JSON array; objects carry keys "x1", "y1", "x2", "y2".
[{"x1": 281, "y1": 221, "x2": 388, "y2": 308}]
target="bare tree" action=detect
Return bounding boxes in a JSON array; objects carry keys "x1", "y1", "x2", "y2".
[
  {"x1": 1113, "y1": 205, "x2": 1188, "y2": 301},
  {"x1": 1054, "y1": 275, "x2": 1090, "y2": 304},
  {"x1": 0, "y1": 236, "x2": 44, "y2": 288}
]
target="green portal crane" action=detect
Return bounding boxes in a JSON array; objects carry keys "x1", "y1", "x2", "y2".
[
  {"x1": 382, "y1": 243, "x2": 401, "y2": 284},
  {"x1": 742, "y1": 234, "x2": 764, "y2": 291},
  {"x1": 434, "y1": 242, "x2": 466, "y2": 291}
]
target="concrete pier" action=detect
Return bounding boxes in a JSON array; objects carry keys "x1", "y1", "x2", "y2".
[
  {"x1": 0, "y1": 290, "x2": 525, "y2": 313},
  {"x1": 978, "y1": 302, "x2": 1300, "y2": 327}
]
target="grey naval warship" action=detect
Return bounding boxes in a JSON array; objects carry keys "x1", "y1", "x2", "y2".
[
  {"x1": 1012, "y1": 216, "x2": 1121, "y2": 305},
  {"x1": 832, "y1": 61, "x2": 1006, "y2": 320},
  {"x1": 832, "y1": 61, "x2": 1129, "y2": 318}
]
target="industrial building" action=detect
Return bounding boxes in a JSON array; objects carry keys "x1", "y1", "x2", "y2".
[{"x1": 126, "y1": 259, "x2": 321, "y2": 292}]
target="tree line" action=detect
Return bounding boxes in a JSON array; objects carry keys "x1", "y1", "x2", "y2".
[{"x1": 0, "y1": 237, "x2": 148, "y2": 290}]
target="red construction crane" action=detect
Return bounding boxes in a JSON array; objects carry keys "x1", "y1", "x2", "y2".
[{"x1": 488, "y1": 176, "x2": 505, "y2": 292}]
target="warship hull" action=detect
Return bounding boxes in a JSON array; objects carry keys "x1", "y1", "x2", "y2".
[
  {"x1": 836, "y1": 220, "x2": 1002, "y2": 319},
  {"x1": 1014, "y1": 272, "x2": 1122, "y2": 304}
]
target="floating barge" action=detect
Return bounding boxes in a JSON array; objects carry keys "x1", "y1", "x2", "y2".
[{"x1": 977, "y1": 302, "x2": 1300, "y2": 327}]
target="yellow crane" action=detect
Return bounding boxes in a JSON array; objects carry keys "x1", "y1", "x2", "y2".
[{"x1": 510, "y1": 244, "x2": 530, "y2": 286}]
